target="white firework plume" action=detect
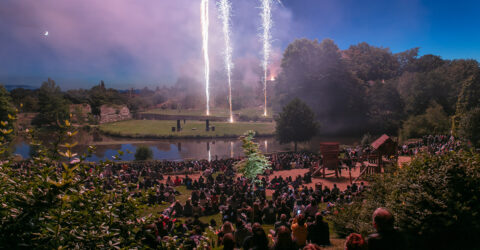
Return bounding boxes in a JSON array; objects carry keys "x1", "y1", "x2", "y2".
[
  {"x1": 218, "y1": 0, "x2": 234, "y2": 123},
  {"x1": 260, "y1": 0, "x2": 273, "y2": 117},
  {"x1": 201, "y1": 0, "x2": 211, "y2": 115}
]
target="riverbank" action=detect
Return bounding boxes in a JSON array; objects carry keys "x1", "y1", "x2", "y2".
[{"x1": 99, "y1": 120, "x2": 275, "y2": 139}]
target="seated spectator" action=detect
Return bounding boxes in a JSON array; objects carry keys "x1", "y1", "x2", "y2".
[
  {"x1": 291, "y1": 214, "x2": 308, "y2": 248},
  {"x1": 234, "y1": 219, "x2": 252, "y2": 248},
  {"x1": 263, "y1": 200, "x2": 277, "y2": 224},
  {"x1": 243, "y1": 223, "x2": 269, "y2": 250},
  {"x1": 172, "y1": 201, "x2": 183, "y2": 217},
  {"x1": 304, "y1": 199, "x2": 318, "y2": 218},
  {"x1": 183, "y1": 200, "x2": 193, "y2": 217},
  {"x1": 222, "y1": 233, "x2": 235, "y2": 250},
  {"x1": 367, "y1": 208, "x2": 407, "y2": 250},
  {"x1": 218, "y1": 221, "x2": 235, "y2": 246},
  {"x1": 275, "y1": 214, "x2": 291, "y2": 230},
  {"x1": 307, "y1": 212, "x2": 330, "y2": 246},
  {"x1": 345, "y1": 233, "x2": 366, "y2": 250},
  {"x1": 272, "y1": 226, "x2": 296, "y2": 250}
]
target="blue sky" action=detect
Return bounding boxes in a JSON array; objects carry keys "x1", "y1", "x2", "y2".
[
  {"x1": 283, "y1": 0, "x2": 480, "y2": 58},
  {"x1": 0, "y1": 0, "x2": 479, "y2": 89}
]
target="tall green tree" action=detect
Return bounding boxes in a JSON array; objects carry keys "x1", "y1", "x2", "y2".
[
  {"x1": 459, "y1": 107, "x2": 480, "y2": 148},
  {"x1": 344, "y1": 42, "x2": 402, "y2": 81},
  {"x1": 367, "y1": 81, "x2": 405, "y2": 133},
  {"x1": 33, "y1": 78, "x2": 70, "y2": 127},
  {"x1": 275, "y1": 98, "x2": 319, "y2": 151},
  {"x1": 235, "y1": 130, "x2": 270, "y2": 183},
  {"x1": 456, "y1": 70, "x2": 480, "y2": 117}
]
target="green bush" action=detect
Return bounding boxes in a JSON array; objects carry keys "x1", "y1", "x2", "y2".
[
  {"x1": 134, "y1": 145, "x2": 153, "y2": 161},
  {"x1": 0, "y1": 122, "x2": 154, "y2": 248},
  {"x1": 329, "y1": 151, "x2": 480, "y2": 249}
]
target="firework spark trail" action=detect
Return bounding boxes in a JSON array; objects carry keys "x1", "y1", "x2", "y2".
[
  {"x1": 201, "y1": 0, "x2": 210, "y2": 115},
  {"x1": 260, "y1": 0, "x2": 273, "y2": 117},
  {"x1": 218, "y1": 0, "x2": 234, "y2": 123}
]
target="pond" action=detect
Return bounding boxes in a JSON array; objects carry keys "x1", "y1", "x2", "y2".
[{"x1": 12, "y1": 132, "x2": 359, "y2": 162}]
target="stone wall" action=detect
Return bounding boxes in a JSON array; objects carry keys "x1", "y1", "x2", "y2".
[{"x1": 99, "y1": 105, "x2": 131, "y2": 124}]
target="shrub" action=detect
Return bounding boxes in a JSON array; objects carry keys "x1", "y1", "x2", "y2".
[
  {"x1": 134, "y1": 145, "x2": 153, "y2": 161},
  {"x1": 329, "y1": 151, "x2": 480, "y2": 249},
  {"x1": 0, "y1": 121, "x2": 154, "y2": 248}
]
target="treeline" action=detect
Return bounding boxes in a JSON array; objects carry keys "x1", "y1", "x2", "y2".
[
  {"x1": 0, "y1": 79, "x2": 168, "y2": 127},
  {"x1": 274, "y1": 39, "x2": 480, "y2": 142}
]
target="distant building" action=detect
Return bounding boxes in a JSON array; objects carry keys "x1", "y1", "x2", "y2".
[
  {"x1": 99, "y1": 104, "x2": 131, "y2": 124},
  {"x1": 70, "y1": 103, "x2": 92, "y2": 123}
]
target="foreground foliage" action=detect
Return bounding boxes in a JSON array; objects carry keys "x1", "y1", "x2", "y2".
[
  {"x1": 0, "y1": 120, "x2": 154, "y2": 249},
  {"x1": 329, "y1": 150, "x2": 480, "y2": 250}
]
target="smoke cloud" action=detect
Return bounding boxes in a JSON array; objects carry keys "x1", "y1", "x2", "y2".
[{"x1": 0, "y1": 0, "x2": 294, "y2": 89}]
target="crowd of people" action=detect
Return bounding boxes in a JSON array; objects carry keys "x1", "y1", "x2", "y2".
[
  {"x1": 400, "y1": 134, "x2": 461, "y2": 155},
  {"x1": 147, "y1": 160, "x2": 371, "y2": 249},
  {"x1": 9, "y1": 143, "x2": 429, "y2": 249}
]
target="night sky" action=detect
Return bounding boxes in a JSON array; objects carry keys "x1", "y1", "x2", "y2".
[{"x1": 1, "y1": 0, "x2": 479, "y2": 89}]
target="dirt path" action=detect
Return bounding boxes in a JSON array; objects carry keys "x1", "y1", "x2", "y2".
[{"x1": 160, "y1": 165, "x2": 365, "y2": 196}]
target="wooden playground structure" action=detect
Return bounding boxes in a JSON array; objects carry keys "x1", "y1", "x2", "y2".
[{"x1": 313, "y1": 134, "x2": 398, "y2": 184}]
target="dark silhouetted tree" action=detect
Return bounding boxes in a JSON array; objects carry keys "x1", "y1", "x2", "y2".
[
  {"x1": 33, "y1": 79, "x2": 69, "y2": 127},
  {"x1": 275, "y1": 98, "x2": 319, "y2": 151}
]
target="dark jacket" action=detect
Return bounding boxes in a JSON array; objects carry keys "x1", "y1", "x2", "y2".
[{"x1": 367, "y1": 229, "x2": 407, "y2": 250}]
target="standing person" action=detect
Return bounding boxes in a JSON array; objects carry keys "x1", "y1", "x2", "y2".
[
  {"x1": 307, "y1": 212, "x2": 330, "y2": 246},
  {"x1": 367, "y1": 208, "x2": 407, "y2": 250}
]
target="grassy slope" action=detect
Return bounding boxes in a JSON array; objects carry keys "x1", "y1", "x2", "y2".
[{"x1": 99, "y1": 120, "x2": 275, "y2": 138}]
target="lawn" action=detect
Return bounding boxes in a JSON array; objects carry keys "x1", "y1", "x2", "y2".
[
  {"x1": 99, "y1": 120, "x2": 275, "y2": 139},
  {"x1": 142, "y1": 107, "x2": 273, "y2": 119}
]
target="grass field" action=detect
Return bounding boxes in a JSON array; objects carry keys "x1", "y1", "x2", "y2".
[
  {"x1": 142, "y1": 107, "x2": 273, "y2": 119},
  {"x1": 99, "y1": 120, "x2": 275, "y2": 139}
]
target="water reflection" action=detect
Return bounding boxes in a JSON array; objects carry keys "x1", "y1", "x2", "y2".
[
  {"x1": 12, "y1": 137, "x2": 287, "y2": 162},
  {"x1": 12, "y1": 133, "x2": 359, "y2": 162}
]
